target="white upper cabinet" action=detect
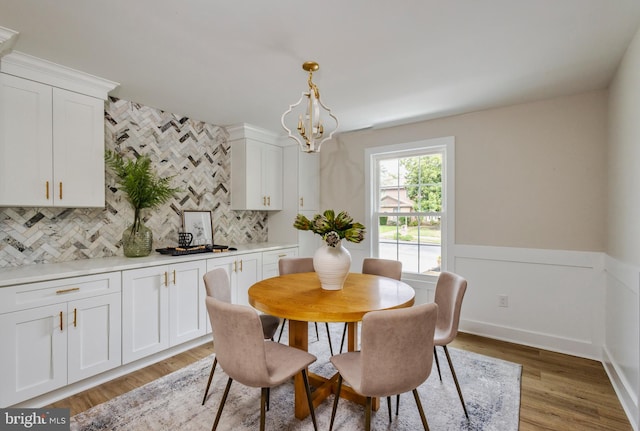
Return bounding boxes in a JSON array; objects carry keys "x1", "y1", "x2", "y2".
[
  {"x1": 0, "y1": 74, "x2": 52, "y2": 206},
  {"x1": 268, "y1": 144, "x2": 321, "y2": 257},
  {"x1": 0, "y1": 51, "x2": 118, "y2": 208},
  {"x1": 229, "y1": 123, "x2": 283, "y2": 211}
]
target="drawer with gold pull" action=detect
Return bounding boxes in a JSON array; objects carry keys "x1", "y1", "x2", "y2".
[{"x1": 0, "y1": 272, "x2": 121, "y2": 314}]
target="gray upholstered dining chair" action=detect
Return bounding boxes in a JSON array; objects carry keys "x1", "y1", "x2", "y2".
[
  {"x1": 395, "y1": 271, "x2": 469, "y2": 419},
  {"x1": 201, "y1": 268, "x2": 281, "y2": 405},
  {"x1": 277, "y1": 257, "x2": 335, "y2": 355},
  {"x1": 206, "y1": 296, "x2": 318, "y2": 431},
  {"x1": 329, "y1": 302, "x2": 439, "y2": 431},
  {"x1": 432, "y1": 271, "x2": 469, "y2": 418},
  {"x1": 338, "y1": 258, "x2": 403, "y2": 353}
]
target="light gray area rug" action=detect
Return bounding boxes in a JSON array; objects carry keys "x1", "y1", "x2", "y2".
[{"x1": 71, "y1": 324, "x2": 521, "y2": 430}]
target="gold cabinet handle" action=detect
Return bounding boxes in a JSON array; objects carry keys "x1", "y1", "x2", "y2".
[
  {"x1": 267, "y1": 196, "x2": 271, "y2": 206},
  {"x1": 56, "y1": 287, "x2": 80, "y2": 295},
  {"x1": 59, "y1": 311, "x2": 63, "y2": 331},
  {"x1": 173, "y1": 270, "x2": 176, "y2": 285},
  {"x1": 46, "y1": 181, "x2": 50, "y2": 200},
  {"x1": 300, "y1": 197, "x2": 304, "y2": 207},
  {"x1": 239, "y1": 260, "x2": 243, "y2": 272},
  {"x1": 59, "y1": 182, "x2": 63, "y2": 200},
  {"x1": 73, "y1": 308, "x2": 77, "y2": 327},
  {"x1": 233, "y1": 261, "x2": 237, "y2": 272},
  {"x1": 278, "y1": 254, "x2": 287, "y2": 258},
  {"x1": 164, "y1": 271, "x2": 168, "y2": 287},
  {"x1": 263, "y1": 196, "x2": 266, "y2": 206}
]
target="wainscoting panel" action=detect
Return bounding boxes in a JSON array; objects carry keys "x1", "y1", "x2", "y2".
[
  {"x1": 603, "y1": 255, "x2": 639, "y2": 431},
  {"x1": 452, "y1": 244, "x2": 605, "y2": 360}
]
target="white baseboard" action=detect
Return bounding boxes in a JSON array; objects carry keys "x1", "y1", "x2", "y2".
[
  {"x1": 603, "y1": 345, "x2": 639, "y2": 431},
  {"x1": 460, "y1": 318, "x2": 600, "y2": 360}
]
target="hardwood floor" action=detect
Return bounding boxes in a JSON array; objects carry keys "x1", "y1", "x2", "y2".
[
  {"x1": 451, "y1": 333, "x2": 632, "y2": 430},
  {"x1": 50, "y1": 333, "x2": 632, "y2": 430}
]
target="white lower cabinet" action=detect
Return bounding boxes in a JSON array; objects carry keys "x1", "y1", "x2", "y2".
[
  {"x1": 121, "y1": 260, "x2": 207, "y2": 364},
  {"x1": 0, "y1": 245, "x2": 296, "y2": 407},
  {"x1": 67, "y1": 294, "x2": 122, "y2": 383},
  {"x1": 0, "y1": 273, "x2": 121, "y2": 406},
  {"x1": 206, "y1": 252, "x2": 262, "y2": 307}
]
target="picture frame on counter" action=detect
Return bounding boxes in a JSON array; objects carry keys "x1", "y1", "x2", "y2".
[{"x1": 182, "y1": 210, "x2": 213, "y2": 245}]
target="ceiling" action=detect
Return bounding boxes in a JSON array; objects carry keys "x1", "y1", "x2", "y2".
[{"x1": 1, "y1": 1, "x2": 640, "y2": 135}]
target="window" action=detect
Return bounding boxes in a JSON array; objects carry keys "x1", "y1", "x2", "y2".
[{"x1": 365, "y1": 137, "x2": 454, "y2": 278}]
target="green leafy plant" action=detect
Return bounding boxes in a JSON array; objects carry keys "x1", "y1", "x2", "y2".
[
  {"x1": 105, "y1": 150, "x2": 180, "y2": 233},
  {"x1": 294, "y1": 210, "x2": 365, "y2": 247}
]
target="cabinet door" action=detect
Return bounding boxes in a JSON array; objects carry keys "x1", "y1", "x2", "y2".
[
  {"x1": 0, "y1": 73, "x2": 53, "y2": 207},
  {"x1": 298, "y1": 211, "x2": 323, "y2": 258},
  {"x1": 246, "y1": 140, "x2": 265, "y2": 209},
  {"x1": 298, "y1": 152, "x2": 319, "y2": 211},
  {"x1": 67, "y1": 293, "x2": 121, "y2": 383},
  {"x1": 169, "y1": 260, "x2": 207, "y2": 346},
  {"x1": 206, "y1": 256, "x2": 237, "y2": 302},
  {"x1": 122, "y1": 266, "x2": 170, "y2": 364},
  {"x1": 206, "y1": 254, "x2": 261, "y2": 307},
  {"x1": 0, "y1": 304, "x2": 67, "y2": 406},
  {"x1": 263, "y1": 143, "x2": 283, "y2": 210},
  {"x1": 52, "y1": 88, "x2": 105, "y2": 207},
  {"x1": 231, "y1": 138, "x2": 283, "y2": 210},
  {"x1": 235, "y1": 252, "x2": 262, "y2": 307}
]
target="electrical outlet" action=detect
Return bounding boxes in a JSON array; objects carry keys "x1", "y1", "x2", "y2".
[{"x1": 498, "y1": 295, "x2": 508, "y2": 307}]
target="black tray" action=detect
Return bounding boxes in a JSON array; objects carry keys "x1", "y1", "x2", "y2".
[{"x1": 155, "y1": 244, "x2": 229, "y2": 256}]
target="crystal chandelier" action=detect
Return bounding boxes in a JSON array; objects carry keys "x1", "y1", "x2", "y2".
[{"x1": 281, "y1": 61, "x2": 338, "y2": 153}]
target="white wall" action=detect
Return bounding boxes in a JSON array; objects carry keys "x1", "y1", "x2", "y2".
[{"x1": 606, "y1": 24, "x2": 640, "y2": 431}]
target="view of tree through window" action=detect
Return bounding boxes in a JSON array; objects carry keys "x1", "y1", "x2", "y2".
[{"x1": 375, "y1": 151, "x2": 443, "y2": 274}]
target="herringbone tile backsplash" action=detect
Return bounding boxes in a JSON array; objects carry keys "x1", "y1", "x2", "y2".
[{"x1": 0, "y1": 98, "x2": 268, "y2": 268}]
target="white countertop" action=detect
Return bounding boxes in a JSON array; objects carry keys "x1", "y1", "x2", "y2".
[{"x1": 0, "y1": 242, "x2": 297, "y2": 287}]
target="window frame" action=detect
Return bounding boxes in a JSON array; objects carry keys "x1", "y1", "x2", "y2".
[{"x1": 364, "y1": 136, "x2": 455, "y2": 281}]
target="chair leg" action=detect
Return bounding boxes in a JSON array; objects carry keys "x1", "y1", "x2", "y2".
[
  {"x1": 211, "y1": 377, "x2": 233, "y2": 431},
  {"x1": 387, "y1": 396, "x2": 392, "y2": 422},
  {"x1": 325, "y1": 323, "x2": 334, "y2": 356},
  {"x1": 301, "y1": 369, "x2": 318, "y2": 431},
  {"x1": 266, "y1": 387, "x2": 270, "y2": 411},
  {"x1": 314, "y1": 322, "x2": 319, "y2": 340},
  {"x1": 277, "y1": 318, "x2": 287, "y2": 343},
  {"x1": 434, "y1": 346, "x2": 442, "y2": 381},
  {"x1": 443, "y1": 345, "x2": 469, "y2": 419},
  {"x1": 329, "y1": 375, "x2": 343, "y2": 431},
  {"x1": 365, "y1": 396, "x2": 372, "y2": 431},
  {"x1": 260, "y1": 388, "x2": 267, "y2": 431},
  {"x1": 339, "y1": 323, "x2": 348, "y2": 353},
  {"x1": 412, "y1": 388, "x2": 430, "y2": 431},
  {"x1": 396, "y1": 393, "x2": 400, "y2": 415},
  {"x1": 202, "y1": 356, "x2": 218, "y2": 405}
]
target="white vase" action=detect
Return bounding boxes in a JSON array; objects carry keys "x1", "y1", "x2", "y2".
[{"x1": 313, "y1": 240, "x2": 352, "y2": 290}]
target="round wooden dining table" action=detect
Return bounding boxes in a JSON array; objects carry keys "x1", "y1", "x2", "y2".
[{"x1": 248, "y1": 271, "x2": 415, "y2": 419}]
